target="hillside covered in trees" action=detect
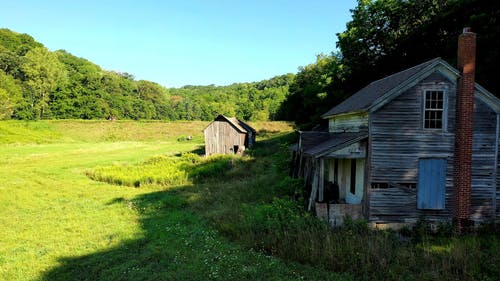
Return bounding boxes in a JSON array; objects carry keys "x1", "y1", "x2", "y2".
[
  {"x1": 278, "y1": 0, "x2": 499, "y2": 126},
  {"x1": 0, "y1": 28, "x2": 293, "y2": 121},
  {"x1": 1, "y1": 0, "x2": 498, "y2": 124}
]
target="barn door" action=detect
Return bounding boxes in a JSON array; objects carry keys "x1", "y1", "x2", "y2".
[{"x1": 417, "y1": 158, "x2": 446, "y2": 209}]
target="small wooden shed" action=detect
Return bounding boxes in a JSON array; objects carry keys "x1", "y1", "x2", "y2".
[{"x1": 204, "y1": 115, "x2": 256, "y2": 156}]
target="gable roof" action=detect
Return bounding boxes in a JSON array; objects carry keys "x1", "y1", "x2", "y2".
[
  {"x1": 321, "y1": 58, "x2": 500, "y2": 118},
  {"x1": 205, "y1": 114, "x2": 256, "y2": 134},
  {"x1": 228, "y1": 117, "x2": 256, "y2": 133}
]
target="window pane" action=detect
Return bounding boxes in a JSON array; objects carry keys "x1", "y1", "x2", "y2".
[{"x1": 437, "y1": 99, "x2": 443, "y2": 109}]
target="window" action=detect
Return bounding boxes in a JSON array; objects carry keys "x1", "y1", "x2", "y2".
[
  {"x1": 417, "y1": 158, "x2": 446, "y2": 209},
  {"x1": 423, "y1": 90, "x2": 445, "y2": 129}
]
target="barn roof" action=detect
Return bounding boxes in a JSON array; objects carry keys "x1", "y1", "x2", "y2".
[
  {"x1": 322, "y1": 58, "x2": 500, "y2": 118},
  {"x1": 207, "y1": 115, "x2": 256, "y2": 134},
  {"x1": 292, "y1": 131, "x2": 368, "y2": 158},
  {"x1": 228, "y1": 117, "x2": 256, "y2": 133}
]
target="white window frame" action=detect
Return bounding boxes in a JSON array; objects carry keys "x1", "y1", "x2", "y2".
[{"x1": 423, "y1": 90, "x2": 447, "y2": 131}]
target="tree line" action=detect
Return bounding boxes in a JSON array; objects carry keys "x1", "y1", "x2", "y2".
[
  {"x1": 0, "y1": 28, "x2": 294, "y2": 121},
  {"x1": 278, "y1": 0, "x2": 499, "y2": 126}
]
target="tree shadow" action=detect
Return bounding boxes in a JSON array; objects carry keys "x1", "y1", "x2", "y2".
[
  {"x1": 41, "y1": 188, "x2": 231, "y2": 280},
  {"x1": 40, "y1": 133, "x2": 338, "y2": 280}
]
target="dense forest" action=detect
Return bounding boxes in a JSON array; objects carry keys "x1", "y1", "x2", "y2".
[
  {"x1": 278, "y1": 0, "x2": 499, "y2": 126},
  {"x1": 0, "y1": 0, "x2": 498, "y2": 123},
  {"x1": 0, "y1": 28, "x2": 293, "y2": 121}
]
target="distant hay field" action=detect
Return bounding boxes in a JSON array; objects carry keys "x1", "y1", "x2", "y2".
[{"x1": 0, "y1": 120, "x2": 295, "y2": 144}]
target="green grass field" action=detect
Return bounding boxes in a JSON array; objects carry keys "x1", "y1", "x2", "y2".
[
  {"x1": 1, "y1": 120, "x2": 498, "y2": 281},
  {"x1": 0, "y1": 120, "x2": 347, "y2": 281}
]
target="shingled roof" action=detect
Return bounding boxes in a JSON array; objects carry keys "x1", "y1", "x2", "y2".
[{"x1": 321, "y1": 57, "x2": 442, "y2": 118}]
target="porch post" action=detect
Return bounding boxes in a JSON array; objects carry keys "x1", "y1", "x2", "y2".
[
  {"x1": 318, "y1": 158, "x2": 325, "y2": 202},
  {"x1": 308, "y1": 159, "x2": 319, "y2": 211}
]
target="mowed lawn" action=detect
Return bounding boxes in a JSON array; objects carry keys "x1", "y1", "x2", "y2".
[{"x1": 0, "y1": 121, "x2": 341, "y2": 281}]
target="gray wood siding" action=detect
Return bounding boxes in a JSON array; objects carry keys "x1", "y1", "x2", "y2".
[
  {"x1": 471, "y1": 98, "x2": 496, "y2": 221},
  {"x1": 204, "y1": 121, "x2": 245, "y2": 156},
  {"x1": 368, "y1": 72, "x2": 497, "y2": 223},
  {"x1": 496, "y1": 114, "x2": 500, "y2": 220},
  {"x1": 329, "y1": 112, "x2": 369, "y2": 133},
  {"x1": 471, "y1": 98, "x2": 497, "y2": 220}
]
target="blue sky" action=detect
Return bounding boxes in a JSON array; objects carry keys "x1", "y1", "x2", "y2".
[{"x1": 1, "y1": 0, "x2": 356, "y2": 88}]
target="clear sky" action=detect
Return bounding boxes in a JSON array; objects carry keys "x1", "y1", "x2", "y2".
[{"x1": 0, "y1": 0, "x2": 356, "y2": 88}]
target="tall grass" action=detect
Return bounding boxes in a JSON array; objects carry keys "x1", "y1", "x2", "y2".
[
  {"x1": 86, "y1": 130, "x2": 499, "y2": 281},
  {"x1": 236, "y1": 198, "x2": 499, "y2": 281},
  {"x1": 86, "y1": 153, "x2": 239, "y2": 187}
]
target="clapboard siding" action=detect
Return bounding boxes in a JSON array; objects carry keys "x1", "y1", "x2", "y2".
[
  {"x1": 368, "y1": 72, "x2": 497, "y2": 223},
  {"x1": 497, "y1": 119, "x2": 500, "y2": 219},
  {"x1": 204, "y1": 121, "x2": 245, "y2": 156},
  {"x1": 329, "y1": 112, "x2": 369, "y2": 133},
  {"x1": 471, "y1": 99, "x2": 497, "y2": 220}
]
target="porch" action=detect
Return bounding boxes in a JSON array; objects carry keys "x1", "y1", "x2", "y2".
[{"x1": 290, "y1": 131, "x2": 368, "y2": 226}]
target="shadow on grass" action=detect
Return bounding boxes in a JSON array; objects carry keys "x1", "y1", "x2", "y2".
[{"x1": 41, "y1": 133, "x2": 342, "y2": 281}]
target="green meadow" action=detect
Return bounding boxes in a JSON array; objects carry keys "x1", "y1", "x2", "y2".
[
  {"x1": 0, "y1": 120, "x2": 344, "y2": 281},
  {"x1": 1, "y1": 120, "x2": 498, "y2": 281}
]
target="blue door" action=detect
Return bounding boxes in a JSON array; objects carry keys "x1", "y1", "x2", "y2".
[{"x1": 417, "y1": 158, "x2": 446, "y2": 209}]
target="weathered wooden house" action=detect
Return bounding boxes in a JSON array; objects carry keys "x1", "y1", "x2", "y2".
[
  {"x1": 292, "y1": 29, "x2": 500, "y2": 228},
  {"x1": 204, "y1": 115, "x2": 256, "y2": 156}
]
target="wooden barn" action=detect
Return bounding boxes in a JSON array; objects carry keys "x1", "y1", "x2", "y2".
[
  {"x1": 204, "y1": 115, "x2": 256, "y2": 156},
  {"x1": 291, "y1": 29, "x2": 500, "y2": 229}
]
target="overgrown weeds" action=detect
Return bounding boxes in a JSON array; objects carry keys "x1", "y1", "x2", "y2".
[
  {"x1": 85, "y1": 131, "x2": 499, "y2": 281},
  {"x1": 86, "y1": 153, "x2": 241, "y2": 187}
]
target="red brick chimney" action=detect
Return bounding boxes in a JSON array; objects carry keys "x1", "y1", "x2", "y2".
[{"x1": 453, "y1": 27, "x2": 476, "y2": 233}]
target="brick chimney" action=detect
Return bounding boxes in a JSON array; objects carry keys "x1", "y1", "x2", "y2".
[{"x1": 453, "y1": 27, "x2": 476, "y2": 233}]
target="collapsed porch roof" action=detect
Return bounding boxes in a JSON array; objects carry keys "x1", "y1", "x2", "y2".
[{"x1": 294, "y1": 131, "x2": 368, "y2": 158}]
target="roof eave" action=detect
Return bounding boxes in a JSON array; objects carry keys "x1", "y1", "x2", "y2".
[
  {"x1": 475, "y1": 84, "x2": 500, "y2": 113},
  {"x1": 321, "y1": 110, "x2": 368, "y2": 120},
  {"x1": 311, "y1": 135, "x2": 368, "y2": 158},
  {"x1": 203, "y1": 114, "x2": 249, "y2": 134}
]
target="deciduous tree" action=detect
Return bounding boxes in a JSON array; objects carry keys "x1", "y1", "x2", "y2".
[{"x1": 22, "y1": 47, "x2": 67, "y2": 119}]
